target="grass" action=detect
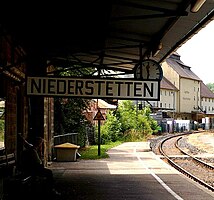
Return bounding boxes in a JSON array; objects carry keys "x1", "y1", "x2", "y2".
[{"x1": 78, "y1": 141, "x2": 122, "y2": 160}]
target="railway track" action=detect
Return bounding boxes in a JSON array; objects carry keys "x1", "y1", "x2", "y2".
[{"x1": 158, "y1": 132, "x2": 214, "y2": 192}]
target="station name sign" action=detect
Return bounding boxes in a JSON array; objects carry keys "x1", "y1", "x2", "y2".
[{"x1": 27, "y1": 76, "x2": 160, "y2": 100}]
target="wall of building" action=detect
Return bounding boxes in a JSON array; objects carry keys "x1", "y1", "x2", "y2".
[
  {"x1": 201, "y1": 97, "x2": 214, "y2": 114},
  {"x1": 44, "y1": 97, "x2": 55, "y2": 164},
  {"x1": 161, "y1": 62, "x2": 180, "y2": 89},
  {"x1": 0, "y1": 33, "x2": 29, "y2": 158},
  {"x1": 5, "y1": 79, "x2": 17, "y2": 154},
  {"x1": 179, "y1": 78, "x2": 200, "y2": 113},
  {"x1": 152, "y1": 56, "x2": 214, "y2": 124},
  {"x1": 159, "y1": 89, "x2": 177, "y2": 111}
]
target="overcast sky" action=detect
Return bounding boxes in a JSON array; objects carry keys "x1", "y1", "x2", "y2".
[{"x1": 177, "y1": 20, "x2": 214, "y2": 84}]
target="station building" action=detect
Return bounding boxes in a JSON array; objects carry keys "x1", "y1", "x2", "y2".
[{"x1": 0, "y1": 2, "x2": 214, "y2": 168}]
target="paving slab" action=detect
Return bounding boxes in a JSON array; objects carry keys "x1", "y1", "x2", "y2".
[{"x1": 50, "y1": 142, "x2": 214, "y2": 200}]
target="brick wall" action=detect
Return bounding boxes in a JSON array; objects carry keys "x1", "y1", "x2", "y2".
[{"x1": 5, "y1": 80, "x2": 17, "y2": 154}]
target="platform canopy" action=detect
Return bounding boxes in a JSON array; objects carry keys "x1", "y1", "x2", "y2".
[{"x1": 1, "y1": 1, "x2": 214, "y2": 76}]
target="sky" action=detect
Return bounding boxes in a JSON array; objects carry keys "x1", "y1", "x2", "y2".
[{"x1": 177, "y1": 20, "x2": 214, "y2": 84}]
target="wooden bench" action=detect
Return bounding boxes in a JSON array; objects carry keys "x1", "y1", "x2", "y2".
[
  {"x1": 0, "y1": 150, "x2": 51, "y2": 199},
  {"x1": 0, "y1": 151, "x2": 35, "y2": 199},
  {"x1": 0, "y1": 152, "x2": 16, "y2": 178},
  {"x1": 3, "y1": 174, "x2": 51, "y2": 199}
]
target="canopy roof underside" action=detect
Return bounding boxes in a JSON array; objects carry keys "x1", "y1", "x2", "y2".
[{"x1": 1, "y1": 1, "x2": 214, "y2": 76}]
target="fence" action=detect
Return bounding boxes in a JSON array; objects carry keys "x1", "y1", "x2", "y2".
[{"x1": 54, "y1": 133, "x2": 78, "y2": 145}]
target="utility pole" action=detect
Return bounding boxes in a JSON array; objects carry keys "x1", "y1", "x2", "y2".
[{"x1": 172, "y1": 91, "x2": 175, "y2": 133}]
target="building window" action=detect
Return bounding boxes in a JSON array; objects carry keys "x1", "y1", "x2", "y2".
[
  {"x1": 160, "y1": 103, "x2": 162, "y2": 108},
  {"x1": 169, "y1": 104, "x2": 170, "y2": 108},
  {"x1": 165, "y1": 91, "x2": 167, "y2": 96},
  {"x1": 169, "y1": 91, "x2": 171, "y2": 96},
  {"x1": 165, "y1": 103, "x2": 166, "y2": 108},
  {"x1": 194, "y1": 96, "x2": 195, "y2": 101}
]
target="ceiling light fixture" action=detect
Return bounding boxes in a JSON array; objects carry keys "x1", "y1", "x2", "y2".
[
  {"x1": 191, "y1": 0, "x2": 206, "y2": 13},
  {"x1": 152, "y1": 43, "x2": 163, "y2": 57}
]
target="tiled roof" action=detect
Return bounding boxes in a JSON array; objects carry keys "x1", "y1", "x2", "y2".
[
  {"x1": 166, "y1": 53, "x2": 201, "y2": 81},
  {"x1": 200, "y1": 82, "x2": 214, "y2": 98},
  {"x1": 93, "y1": 99, "x2": 117, "y2": 109},
  {"x1": 160, "y1": 77, "x2": 178, "y2": 91}
]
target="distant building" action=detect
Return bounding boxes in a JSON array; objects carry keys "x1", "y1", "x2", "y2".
[
  {"x1": 144, "y1": 52, "x2": 214, "y2": 129},
  {"x1": 200, "y1": 82, "x2": 214, "y2": 115},
  {"x1": 84, "y1": 99, "x2": 117, "y2": 125}
]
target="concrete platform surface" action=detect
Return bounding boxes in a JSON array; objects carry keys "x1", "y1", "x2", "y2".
[{"x1": 50, "y1": 142, "x2": 214, "y2": 200}]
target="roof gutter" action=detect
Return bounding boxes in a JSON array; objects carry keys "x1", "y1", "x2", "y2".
[{"x1": 160, "y1": 8, "x2": 214, "y2": 63}]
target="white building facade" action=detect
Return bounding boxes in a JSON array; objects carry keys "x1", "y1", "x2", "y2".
[{"x1": 148, "y1": 52, "x2": 214, "y2": 127}]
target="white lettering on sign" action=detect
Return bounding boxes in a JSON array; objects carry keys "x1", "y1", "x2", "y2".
[{"x1": 27, "y1": 77, "x2": 160, "y2": 100}]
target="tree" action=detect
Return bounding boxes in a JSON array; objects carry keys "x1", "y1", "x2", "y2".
[
  {"x1": 136, "y1": 105, "x2": 159, "y2": 135},
  {"x1": 100, "y1": 110, "x2": 121, "y2": 144},
  {"x1": 101, "y1": 100, "x2": 160, "y2": 143},
  {"x1": 54, "y1": 98, "x2": 90, "y2": 133},
  {"x1": 207, "y1": 83, "x2": 214, "y2": 93},
  {"x1": 53, "y1": 66, "x2": 95, "y2": 146},
  {"x1": 116, "y1": 100, "x2": 136, "y2": 133}
]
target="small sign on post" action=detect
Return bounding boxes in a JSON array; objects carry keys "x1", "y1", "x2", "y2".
[
  {"x1": 93, "y1": 109, "x2": 105, "y2": 121},
  {"x1": 93, "y1": 109, "x2": 105, "y2": 156}
]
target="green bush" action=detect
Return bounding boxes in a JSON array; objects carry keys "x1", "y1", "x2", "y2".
[
  {"x1": 0, "y1": 120, "x2": 5, "y2": 142},
  {"x1": 100, "y1": 111, "x2": 122, "y2": 144},
  {"x1": 97, "y1": 101, "x2": 160, "y2": 143},
  {"x1": 123, "y1": 129, "x2": 144, "y2": 142}
]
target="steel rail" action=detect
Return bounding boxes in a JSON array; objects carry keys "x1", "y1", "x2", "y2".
[
  {"x1": 176, "y1": 137, "x2": 214, "y2": 170},
  {"x1": 159, "y1": 132, "x2": 214, "y2": 192}
]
